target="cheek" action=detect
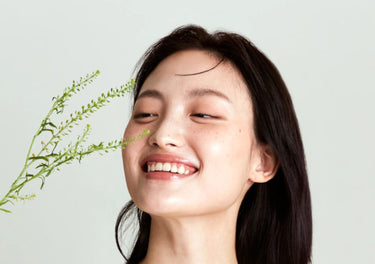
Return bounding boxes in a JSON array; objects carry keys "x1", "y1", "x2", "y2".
[
  {"x1": 122, "y1": 140, "x2": 146, "y2": 203},
  {"x1": 121, "y1": 124, "x2": 144, "y2": 185},
  {"x1": 198, "y1": 125, "x2": 251, "y2": 161},
  {"x1": 192, "y1": 123, "x2": 254, "y2": 197},
  {"x1": 192, "y1": 127, "x2": 253, "y2": 210},
  {"x1": 122, "y1": 127, "x2": 134, "y2": 166},
  {"x1": 122, "y1": 121, "x2": 147, "y2": 159}
]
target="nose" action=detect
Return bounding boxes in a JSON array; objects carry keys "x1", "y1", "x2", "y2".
[{"x1": 147, "y1": 114, "x2": 184, "y2": 149}]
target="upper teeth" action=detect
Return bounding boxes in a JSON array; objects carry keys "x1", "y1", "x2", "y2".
[{"x1": 148, "y1": 162, "x2": 190, "y2": 175}]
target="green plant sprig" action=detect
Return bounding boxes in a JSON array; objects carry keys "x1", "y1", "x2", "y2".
[{"x1": 0, "y1": 71, "x2": 149, "y2": 213}]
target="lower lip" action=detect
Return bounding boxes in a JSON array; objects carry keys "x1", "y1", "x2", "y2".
[{"x1": 146, "y1": 171, "x2": 194, "y2": 180}]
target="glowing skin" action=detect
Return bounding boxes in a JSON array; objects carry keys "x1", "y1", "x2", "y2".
[
  {"x1": 122, "y1": 50, "x2": 263, "y2": 218},
  {"x1": 121, "y1": 50, "x2": 278, "y2": 264}
]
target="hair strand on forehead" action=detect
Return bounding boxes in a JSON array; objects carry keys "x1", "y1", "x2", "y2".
[{"x1": 175, "y1": 57, "x2": 224, "y2": 76}]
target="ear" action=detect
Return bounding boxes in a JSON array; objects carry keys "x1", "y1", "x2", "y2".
[{"x1": 249, "y1": 145, "x2": 279, "y2": 183}]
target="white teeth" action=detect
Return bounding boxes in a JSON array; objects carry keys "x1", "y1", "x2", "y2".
[
  {"x1": 147, "y1": 162, "x2": 193, "y2": 175},
  {"x1": 155, "y1": 162, "x2": 163, "y2": 171},
  {"x1": 171, "y1": 164, "x2": 178, "y2": 173},
  {"x1": 178, "y1": 165, "x2": 185, "y2": 174},
  {"x1": 162, "y1": 163, "x2": 171, "y2": 171}
]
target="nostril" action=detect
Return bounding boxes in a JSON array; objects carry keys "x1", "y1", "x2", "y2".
[
  {"x1": 150, "y1": 139, "x2": 179, "y2": 148},
  {"x1": 147, "y1": 127, "x2": 184, "y2": 148}
]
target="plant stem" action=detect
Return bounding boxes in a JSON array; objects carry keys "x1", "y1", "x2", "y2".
[{"x1": 1, "y1": 71, "x2": 143, "y2": 213}]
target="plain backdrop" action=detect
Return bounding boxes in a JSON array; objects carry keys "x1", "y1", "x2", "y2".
[{"x1": 0, "y1": 0, "x2": 374, "y2": 263}]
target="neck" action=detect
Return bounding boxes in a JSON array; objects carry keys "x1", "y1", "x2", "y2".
[{"x1": 140, "y1": 208, "x2": 239, "y2": 264}]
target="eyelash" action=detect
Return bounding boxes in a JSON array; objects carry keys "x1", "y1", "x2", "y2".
[
  {"x1": 132, "y1": 112, "x2": 218, "y2": 121},
  {"x1": 133, "y1": 113, "x2": 156, "y2": 119},
  {"x1": 191, "y1": 113, "x2": 216, "y2": 119}
]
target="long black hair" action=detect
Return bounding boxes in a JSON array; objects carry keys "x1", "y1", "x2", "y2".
[{"x1": 116, "y1": 25, "x2": 312, "y2": 264}]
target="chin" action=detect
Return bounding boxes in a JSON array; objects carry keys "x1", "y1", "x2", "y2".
[{"x1": 134, "y1": 194, "x2": 186, "y2": 216}]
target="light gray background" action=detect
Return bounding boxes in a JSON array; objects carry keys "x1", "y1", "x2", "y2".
[{"x1": 0, "y1": 0, "x2": 374, "y2": 263}]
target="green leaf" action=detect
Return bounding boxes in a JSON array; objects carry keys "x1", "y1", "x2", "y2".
[
  {"x1": 39, "y1": 176, "x2": 46, "y2": 189},
  {"x1": 40, "y1": 128, "x2": 54, "y2": 134},
  {"x1": 45, "y1": 153, "x2": 59, "y2": 158},
  {"x1": 29, "y1": 156, "x2": 49, "y2": 162},
  {"x1": 35, "y1": 163, "x2": 48, "y2": 169},
  {"x1": 45, "y1": 122, "x2": 57, "y2": 128},
  {"x1": 0, "y1": 208, "x2": 11, "y2": 213}
]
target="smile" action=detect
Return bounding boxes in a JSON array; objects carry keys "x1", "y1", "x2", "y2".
[
  {"x1": 147, "y1": 162, "x2": 195, "y2": 175},
  {"x1": 141, "y1": 154, "x2": 199, "y2": 180}
]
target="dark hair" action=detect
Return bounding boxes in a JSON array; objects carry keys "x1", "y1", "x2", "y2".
[{"x1": 116, "y1": 25, "x2": 312, "y2": 264}]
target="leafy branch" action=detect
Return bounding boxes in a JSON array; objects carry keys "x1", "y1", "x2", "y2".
[{"x1": 0, "y1": 71, "x2": 149, "y2": 213}]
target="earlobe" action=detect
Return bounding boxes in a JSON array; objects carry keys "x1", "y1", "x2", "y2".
[{"x1": 250, "y1": 146, "x2": 279, "y2": 183}]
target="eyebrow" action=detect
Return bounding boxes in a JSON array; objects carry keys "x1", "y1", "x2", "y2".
[
  {"x1": 137, "y1": 89, "x2": 163, "y2": 100},
  {"x1": 188, "y1": 88, "x2": 231, "y2": 103},
  {"x1": 137, "y1": 88, "x2": 231, "y2": 103}
]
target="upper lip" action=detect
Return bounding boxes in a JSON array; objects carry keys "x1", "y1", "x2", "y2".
[{"x1": 140, "y1": 153, "x2": 199, "y2": 172}]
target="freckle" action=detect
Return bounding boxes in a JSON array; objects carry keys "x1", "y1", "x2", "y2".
[{"x1": 238, "y1": 129, "x2": 242, "y2": 133}]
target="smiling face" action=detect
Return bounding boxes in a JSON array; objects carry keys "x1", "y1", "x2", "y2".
[{"x1": 122, "y1": 50, "x2": 265, "y2": 218}]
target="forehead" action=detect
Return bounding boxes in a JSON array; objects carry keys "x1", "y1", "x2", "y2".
[
  {"x1": 141, "y1": 50, "x2": 250, "y2": 98},
  {"x1": 155, "y1": 49, "x2": 223, "y2": 76}
]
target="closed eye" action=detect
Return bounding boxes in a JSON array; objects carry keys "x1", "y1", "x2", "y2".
[
  {"x1": 133, "y1": 113, "x2": 157, "y2": 119},
  {"x1": 191, "y1": 113, "x2": 217, "y2": 119}
]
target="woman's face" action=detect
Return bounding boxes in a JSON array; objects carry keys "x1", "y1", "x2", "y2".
[{"x1": 122, "y1": 50, "x2": 262, "y2": 217}]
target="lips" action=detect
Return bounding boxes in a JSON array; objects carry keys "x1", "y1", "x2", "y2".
[{"x1": 141, "y1": 154, "x2": 199, "y2": 179}]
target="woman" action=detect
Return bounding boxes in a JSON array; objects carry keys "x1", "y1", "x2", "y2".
[{"x1": 116, "y1": 25, "x2": 312, "y2": 264}]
